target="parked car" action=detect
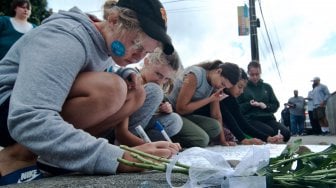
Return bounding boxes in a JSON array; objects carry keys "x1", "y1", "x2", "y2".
[{"x1": 304, "y1": 111, "x2": 312, "y2": 134}]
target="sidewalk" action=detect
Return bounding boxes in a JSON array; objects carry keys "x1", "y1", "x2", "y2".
[
  {"x1": 3, "y1": 135, "x2": 335, "y2": 188},
  {"x1": 287, "y1": 134, "x2": 336, "y2": 145}
]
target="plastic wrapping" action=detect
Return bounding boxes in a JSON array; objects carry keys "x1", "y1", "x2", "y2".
[{"x1": 166, "y1": 146, "x2": 270, "y2": 188}]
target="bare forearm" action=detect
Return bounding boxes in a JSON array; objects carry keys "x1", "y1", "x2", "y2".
[
  {"x1": 116, "y1": 130, "x2": 145, "y2": 146},
  {"x1": 176, "y1": 98, "x2": 211, "y2": 115}
]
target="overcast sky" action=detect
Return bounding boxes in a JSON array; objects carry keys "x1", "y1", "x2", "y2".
[{"x1": 47, "y1": 0, "x2": 336, "y2": 119}]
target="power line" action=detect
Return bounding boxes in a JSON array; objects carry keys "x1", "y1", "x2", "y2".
[
  {"x1": 257, "y1": 0, "x2": 282, "y2": 80},
  {"x1": 168, "y1": 6, "x2": 211, "y2": 13}
]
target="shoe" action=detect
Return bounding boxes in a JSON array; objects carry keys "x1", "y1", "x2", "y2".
[
  {"x1": 322, "y1": 131, "x2": 330, "y2": 136},
  {"x1": 0, "y1": 165, "x2": 43, "y2": 186},
  {"x1": 37, "y1": 158, "x2": 74, "y2": 176}
]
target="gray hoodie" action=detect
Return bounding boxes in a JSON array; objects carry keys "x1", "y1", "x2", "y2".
[{"x1": 0, "y1": 7, "x2": 125, "y2": 174}]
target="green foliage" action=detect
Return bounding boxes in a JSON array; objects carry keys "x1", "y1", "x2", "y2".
[
  {"x1": 0, "y1": 0, "x2": 52, "y2": 25},
  {"x1": 257, "y1": 139, "x2": 336, "y2": 187}
]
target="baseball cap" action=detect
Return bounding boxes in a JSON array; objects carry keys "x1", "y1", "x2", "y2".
[
  {"x1": 116, "y1": 0, "x2": 174, "y2": 55},
  {"x1": 311, "y1": 76, "x2": 320, "y2": 82}
]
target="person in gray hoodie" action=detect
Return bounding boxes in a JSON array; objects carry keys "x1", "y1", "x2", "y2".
[{"x1": 0, "y1": 0, "x2": 180, "y2": 185}]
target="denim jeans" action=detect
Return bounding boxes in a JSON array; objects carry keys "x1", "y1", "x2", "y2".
[{"x1": 290, "y1": 114, "x2": 305, "y2": 135}]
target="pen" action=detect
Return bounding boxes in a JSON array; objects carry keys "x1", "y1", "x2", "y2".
[
  {"x1": 135, "y1": 125, "x2": 151, "y2": 143},
  {"x1": 155, "y1": 121, "x2": 172, "y2": 143}
]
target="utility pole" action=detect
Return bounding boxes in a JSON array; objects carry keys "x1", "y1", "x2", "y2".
[{"x1": 249, "y1": 0, "x2": 260, "y2": 62}]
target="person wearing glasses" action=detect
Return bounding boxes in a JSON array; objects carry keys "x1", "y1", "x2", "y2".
[{"x1": 0, "y1": 0, "x2": 180, "y2": 185}]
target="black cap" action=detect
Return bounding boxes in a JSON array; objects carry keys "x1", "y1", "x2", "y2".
[{"x1": 116, "y1": 0, "x2": 174, "y2": 55}]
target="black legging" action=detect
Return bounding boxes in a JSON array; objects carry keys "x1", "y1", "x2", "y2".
[
  {"x1": 219, "y1": 96, "x2": 270, "y2": 142},
  {"x1": 246, "y1": 118, "x2": 291, "y2": 142},
  {"x1": 194, "y1": 95, "x2": 291, "y2": 142}
]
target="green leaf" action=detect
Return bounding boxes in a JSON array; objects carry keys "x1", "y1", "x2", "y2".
[
  {"x1": 276, "y1": 139, "x2": 302, "y2": 160},
  {"x1": 287, "y1": 139, "x2": 302, "y2": 156},
  {"x1": 277, "y1": 161, "x2": 293, "y2": 174},
  {"x1": 292, "y1": 164, "x2": 315, "y2": 177}
]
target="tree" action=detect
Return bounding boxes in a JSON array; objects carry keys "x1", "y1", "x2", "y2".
[{"x1": 0, "y1": 0, "x2": 52, "y2": 25}]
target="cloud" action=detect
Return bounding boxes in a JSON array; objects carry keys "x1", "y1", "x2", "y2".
[{"x1": 47, "y1": 0, "x2": 335, "y2": 119}]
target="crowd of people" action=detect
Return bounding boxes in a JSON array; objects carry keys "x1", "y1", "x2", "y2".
[
  {"x1": 282, "y1": 77, "x2": 331, "y2": 137},
  {"x1": 0, "y1": 0, "x2": 331, "y2": 186}
]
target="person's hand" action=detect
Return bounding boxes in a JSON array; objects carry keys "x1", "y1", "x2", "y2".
[
  {"x1": 227, "y1": 141, "x2": 237, "y2": 146},
  {"x1": 257, "y1": 102, "x2": 267, "y2": 109},
  {"x1": 285, "y1": 103, "x2": 296, "y2": 109},
  {"x1": 219, "y1": 139, "x2": 237, "y2": 146},
  {"x1": 210, "y1": 88, "x2": 227, "y2": 102},
  {"x1": 273, "y1": 134, "x2": 284, "y2": 142},
  {"x1": 159, "y1": 101, "x2": 173, "y2": 113},
  {"x1": 126, "y1": 73, "x2": 142, "y2": 90},
  {"x1": 266, "y1": 135, "x2": 284, "y2": 144},
  {"x1": 134, "y1": 141, "x2": 181, "y2": 156},
  {"x1": 241, "y1": 138, "x2": 264, "y2": 145},
  {"x1": 250, "y1": 100, "x2": 266, "y2": 109},
  {"x1": 250, "y1": 99, "x2": 258, "y2": 106},
  {"x1": 117, "y1": 141, "x2": 181, "y2": 172}
]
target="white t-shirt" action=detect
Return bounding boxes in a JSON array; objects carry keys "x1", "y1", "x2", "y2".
[{"x1": 10, "y1": 18, "x2": 34, "y2": 33}]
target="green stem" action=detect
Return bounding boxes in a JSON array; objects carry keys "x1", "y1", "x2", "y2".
[
  {"x1": 270, "y1": 151, "x2": 336, "y2": 168},
  {"x1": 273, "y1": 176, "x2": 336, "y2": 185},
  {"x1": 117, "y1": 158, "x2": 189, "y2": 175},
  {"x1": 312, "y1": 168, "x2": 336, "y2": 175},
  {"x1": 130, "y1": 152, "x2": 165, "y2": 167},
  {"x1": 120, "y1": 145, "x2": 190, "y2": 169}
]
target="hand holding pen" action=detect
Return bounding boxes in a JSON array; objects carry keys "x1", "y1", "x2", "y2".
[
  {"x1": 135, "y1": 123, "x2": 181, "y2": 151},
  {"x1": 154, "y1": 121, "x2": 182, "y2": 150}
]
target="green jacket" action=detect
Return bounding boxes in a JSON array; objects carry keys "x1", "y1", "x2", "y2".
[{"x1": 237, "y1": 79, "x2": 279, "y2": 121}]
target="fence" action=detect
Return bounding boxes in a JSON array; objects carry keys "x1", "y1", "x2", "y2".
[{"x1": 326, "y1": 91, "x2": 336, "y2": 134}]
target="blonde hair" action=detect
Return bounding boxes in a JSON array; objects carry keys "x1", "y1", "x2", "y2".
[
  {"x1": 146, "y1": 48, "x2": 183, "y2": 93},
  {"x1": 104, "y1": 4, "x2": 164, "y2": 52},
  {"x1": 103, "y1": 6, "x2": 146, "y2": 45},
  {"x1": 147, "y1": 48, "x2": 181, "y2": 71},
  {"x1": 103, "y1": 0, "x2": 117, "y2": 20}
]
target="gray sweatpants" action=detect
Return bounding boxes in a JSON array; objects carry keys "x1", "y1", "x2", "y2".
[{"x1": 129, "y1": 83, "x2": 182, "y2": 141}]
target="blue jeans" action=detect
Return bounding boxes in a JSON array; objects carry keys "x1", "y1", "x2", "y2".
[{"x1": 290, "y1": 114, "x2": 305, "y2": 135}]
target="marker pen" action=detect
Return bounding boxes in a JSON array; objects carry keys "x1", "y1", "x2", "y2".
[
  {"x1": 135, "y1": 125, "x2": 151, "y2": 143},
  {"x1": 155, "y1": 121, "x2": 172, "y2": 143}
]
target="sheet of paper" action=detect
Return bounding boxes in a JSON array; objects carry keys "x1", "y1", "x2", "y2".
[
  {"x1": 304, "y1": 145, "x2": 330, "y2": 152},
  {"x1": 177, "y1": 144, "x2": 331, "y2": 167},
  {"x1": 205, "y1": 144, "x2": 287, "y2": 160}
]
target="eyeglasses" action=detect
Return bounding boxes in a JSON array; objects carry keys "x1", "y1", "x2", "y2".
[
  {"x1": 131, "y1": 39, "x2": 144, "y2": 52},
  {"x1": 130, "y1": 38, "x2": 147, "y2": 57}
]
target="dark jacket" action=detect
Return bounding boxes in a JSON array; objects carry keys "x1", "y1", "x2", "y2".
[{"x1": 237, "y1": 79, "x2": 279, "y2": 121}]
